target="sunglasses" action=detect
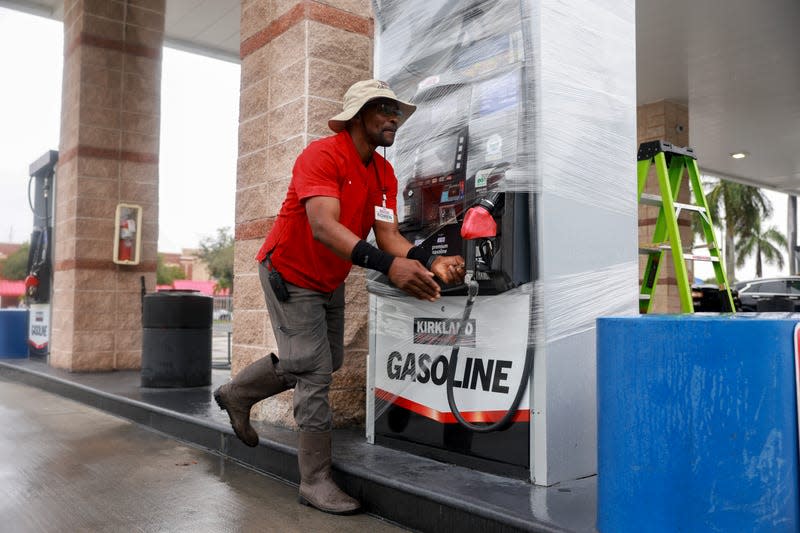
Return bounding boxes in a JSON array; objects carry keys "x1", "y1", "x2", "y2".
[{"x1": 372, "y1": 101, "x2": 404, "y2": 118}]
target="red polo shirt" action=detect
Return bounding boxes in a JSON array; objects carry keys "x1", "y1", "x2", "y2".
[{"x1": 256, "y1": 130, "x2": 398, "y2": 293}]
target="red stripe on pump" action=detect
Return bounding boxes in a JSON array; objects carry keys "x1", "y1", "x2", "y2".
[{"x1": 375, "y1": 388, "x2": 529, "y2": 424}]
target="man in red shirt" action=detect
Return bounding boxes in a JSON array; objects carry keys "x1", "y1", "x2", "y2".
[{"x1": 214, "y1": 80, "x2": 466, "y2": 514}]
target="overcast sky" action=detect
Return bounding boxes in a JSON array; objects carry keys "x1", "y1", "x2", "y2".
[{"x1": 0, "y1": 7, "x2": 239, "y2": 254}]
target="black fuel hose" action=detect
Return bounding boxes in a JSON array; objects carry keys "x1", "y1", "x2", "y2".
[{"x1": 445, "y1": 277, "x2": 534, "y2": 433}]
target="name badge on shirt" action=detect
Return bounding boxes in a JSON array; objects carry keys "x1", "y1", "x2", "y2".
[{"x1": 374, "y1": 205, "x2": 395, "y2": 223}]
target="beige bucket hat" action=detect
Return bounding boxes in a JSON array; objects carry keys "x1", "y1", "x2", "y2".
[{"x1": 328, "y1": 79, "x2": 416, "y2": 133}]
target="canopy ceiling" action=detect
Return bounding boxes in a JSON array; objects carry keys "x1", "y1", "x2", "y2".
[{"x1": 3, "y1": 0, "x2": 798, "y2": 195}]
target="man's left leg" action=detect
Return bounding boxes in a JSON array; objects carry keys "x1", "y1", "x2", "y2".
[
  {"x1": 293, "y1": 284, "x2": 359, "y2": 514},
  {"x1": 270, "y1": 283, "x2": 359, "y2": 514}
]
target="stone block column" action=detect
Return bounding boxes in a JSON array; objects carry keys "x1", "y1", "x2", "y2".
[
  {"x1": 233, "y1": 0, "x2": 373, "y2": 428},
  {"x1": 637, "y1": 100, "x2": 692, "y2": 313},
  {"x1": 52, "y1": 0, "x2": 164, "y2": 371}
]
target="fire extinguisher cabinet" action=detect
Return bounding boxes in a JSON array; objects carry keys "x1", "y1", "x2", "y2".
[
  {"x1": 597, "y1": 315, "x2": 800, "y2": 532},
  {"x1": 141, "y1": 290, "x2": 213, "y2": 388}
]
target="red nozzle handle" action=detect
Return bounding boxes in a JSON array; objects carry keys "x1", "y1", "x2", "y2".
[{"x1": 460, "y1": 206, "x2": 497, "y2": 240}]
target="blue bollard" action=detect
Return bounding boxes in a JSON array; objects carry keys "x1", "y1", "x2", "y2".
[
  {"x1": 597, "y1": 314, "x2": 800, "y2": 533},
  {"x1": 0, "y1": 309, "x2": 29, "y2": 358}
]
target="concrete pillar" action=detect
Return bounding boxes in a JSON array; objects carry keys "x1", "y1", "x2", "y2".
[
  {"x1": 637, "y1": 100, "x2": 692, "y2": 313},
  {"x1": 53, "y1": 0, "x2": 164, "y2": 371},
  {"x1": 233, "y1": 0, "x2": 373, "y2": 428}
]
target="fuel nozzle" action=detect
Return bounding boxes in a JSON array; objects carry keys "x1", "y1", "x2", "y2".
[
  {"x1": 460, "y1": 191, "x2": 503, "y2": 240},
  {"x1": 461, "y1": 191, "x2": 504, "y2": 274},
  {"x1": 24, "y1": 272, "x2": 40, "y2": 299}
]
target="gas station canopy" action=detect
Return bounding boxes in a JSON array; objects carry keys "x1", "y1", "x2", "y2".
[
  {"x1": 637, "y1": 0, "x2": 800, "y2": 195},
  {"x1": 4, "y1": 0, "x2": 799, "y2": 194}
]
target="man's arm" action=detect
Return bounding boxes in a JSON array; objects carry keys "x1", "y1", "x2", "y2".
[
  {"x1": 373, "y1": 220, "x2": 466, "y2": 286},
  {"x1": 305, "y1": 196, "x2": 441, "y2": 301},
  {"x1": 305, "y1": 196, "x2": 360, "y2": 260},
  {"x1": 372, "y1": 219, "x2": 413, "y2": 257}
]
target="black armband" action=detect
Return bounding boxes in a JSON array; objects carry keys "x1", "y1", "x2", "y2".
[
  {"x1": 351, "y1": 240, "x2": 395, "y2": 275},
  {"x1": 406, "y1": 245, "x2": 436, "y2": 270}
]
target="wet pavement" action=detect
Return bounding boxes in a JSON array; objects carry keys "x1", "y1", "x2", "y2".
[
  {"x1": 0, "y1": 358, "x2": 597, "y2": 532},
  {"x1": 0, "y1": 377, "x2": 405, "y2": 532}
]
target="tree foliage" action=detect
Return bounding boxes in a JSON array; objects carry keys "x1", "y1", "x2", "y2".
[
  {"x1": 0, "y1": 243, "x2": 30, "y2": 280},
  {"x1": 198, "y1": 227, "x2": 234, "y2": 293},
  {"x1": 697, "y1": 178, "x2": 772, "y2": 282},
  {"x1": 735, "y1": 217, "x2": 787, "y2": 278},
  {"x1": 156, "y1": 253, "x2": 186, "y2": 285}
]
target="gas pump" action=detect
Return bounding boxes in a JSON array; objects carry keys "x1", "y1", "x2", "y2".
[
  {"x1": 367, "y1": 0, "x2": 639, "y2": 486},
  {"x1": 367, "y1": 0, "x2": 537, "y2": 477},
  {"x1": 25, "y1": 150, "x2": 58, "y2": 360}
]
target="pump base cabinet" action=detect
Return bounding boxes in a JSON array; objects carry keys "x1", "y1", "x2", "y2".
[{"x1": 368, "y1": 287, "x2": 532, "y2": 477}]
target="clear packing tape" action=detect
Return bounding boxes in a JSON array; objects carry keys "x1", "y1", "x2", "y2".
[
  {"x1": 367, "y1": 261, "x2": 638, "y2": 424},
  {"x1": 374, "y1": 0, "x2": 636, "y2": 215},
  {"x1": 368, "y1": 279, "x2": 537, "y2": 425},
  {"x1": 369, "y1": 0, "x2": 638, "y2": 429}
]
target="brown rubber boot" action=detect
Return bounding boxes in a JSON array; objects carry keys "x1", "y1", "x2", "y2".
[
  {"x1": 297, "y1": 430, "x2": 360, "y2": 514},
  {"x1": 213, "y1": 354, "x2": 287, "y2": 447}
]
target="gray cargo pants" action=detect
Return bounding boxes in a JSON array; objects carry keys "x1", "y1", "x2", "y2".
[{"x1": 258, "y1": 261, "x2": 345, "y2": 432}]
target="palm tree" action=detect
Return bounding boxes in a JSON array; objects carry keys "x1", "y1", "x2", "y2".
[
  {"x1": 735, "y1": 218, "x2": 787, "y2": 278},
  {"x1": 696, "y1": 178, "x2": 771, "y2": 281}
]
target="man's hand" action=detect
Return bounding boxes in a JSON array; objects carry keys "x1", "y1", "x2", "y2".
[
  {"x1": 388, "y1": 257, "x2": 441, "y2": 301},
  {"x1": 430, "y1": 255, "x2": 467, "y2": 285}
]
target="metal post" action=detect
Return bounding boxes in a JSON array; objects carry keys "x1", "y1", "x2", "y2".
[{"x1": 789, "y1": 195, "x2": 797, "y2": 275}]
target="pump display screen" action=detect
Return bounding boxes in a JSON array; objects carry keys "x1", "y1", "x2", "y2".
[
  {"x1": 473, "y1": 70, "x2": 519, "y2": 116},
  {"x1": 414, "y1": 136, "x2": 462, "y2": 180},
  {"x1": 454, "y1": 33, "x2": 522, "y2": 79},
  {"x1": 467, "y1": 69, "x2": 523, "y2": 173},
  {"x1": 404, "y1": 174, "x2": 465, "y2": 227},
  {"x1": 393, "y1": 85, "x2": 471, "y2": 185},
  {"x1": 440, "y1": 182, "x2": 464, "y2": 203}
]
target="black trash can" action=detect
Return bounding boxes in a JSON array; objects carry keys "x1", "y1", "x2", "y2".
[{"x1": 141, "y1": 290, "x2": 213, "y2": 387}]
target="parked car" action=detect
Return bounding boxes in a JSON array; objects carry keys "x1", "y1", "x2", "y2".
[
  {"x1": 733, "y1": 277, "x2": 800, "y2": 312},
  {"x1": 692, "y1": 284, "x2": 739, "y2": 312}
]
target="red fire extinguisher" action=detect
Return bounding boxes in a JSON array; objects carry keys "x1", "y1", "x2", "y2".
[{"x1": 118, "y1": 217, "x2": 135, "y2": 261}]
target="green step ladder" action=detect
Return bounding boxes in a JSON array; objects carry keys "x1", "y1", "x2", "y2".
[{"x1": 637, "y1": 140, "x2": 736, "y2": 314}]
